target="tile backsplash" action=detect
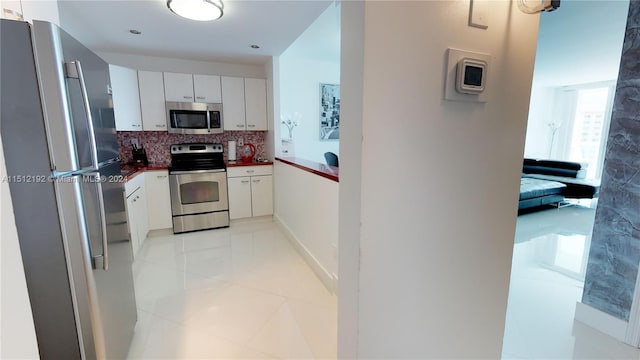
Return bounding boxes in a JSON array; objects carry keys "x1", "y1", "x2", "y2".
[{"x1": 117, "y1": 131, "x2": 266, "y2": 165}]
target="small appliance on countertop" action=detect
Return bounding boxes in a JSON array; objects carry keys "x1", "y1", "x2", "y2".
[{"x1": 239, "y1": 143, "x2": 256, "y2": 163}]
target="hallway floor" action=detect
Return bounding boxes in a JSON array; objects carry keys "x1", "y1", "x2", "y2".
[
  {"x1": 503, "y1": 205, "x2": 640, "y2": 359},
  {"x1": 126, "y1": 218, "x2": 337, "y2": 359},
  {"x1": 125, "y1": 208, "x2": 640, "y2": 359}
]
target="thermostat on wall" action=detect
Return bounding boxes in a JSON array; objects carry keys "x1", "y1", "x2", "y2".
[
  {"x1": 445, "y1": 48, "x2": 492, "y2": 103},
  {"x1": 456, "y1": 57, "x2": 487, "y2": 94}
]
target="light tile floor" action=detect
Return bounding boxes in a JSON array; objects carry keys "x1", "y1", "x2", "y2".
[
  {"x1": 127, "y1": 218, "x2": 337, "y2": 359},
  {"x1": 503, "y1": 204, "x2": 640, "y2": 359},
  {"x1": 128, "y1": 207, "x2": 640, "y2": 359}
]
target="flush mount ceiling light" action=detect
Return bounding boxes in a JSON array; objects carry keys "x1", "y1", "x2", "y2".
[{"x1": 167, "y1": 0, "x2": 224, "y2": 21}]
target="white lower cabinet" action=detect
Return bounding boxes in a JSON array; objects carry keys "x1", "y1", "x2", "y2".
[
  {"x1": 145, "y1": 170, "x2": 172, "y2": 230},
  {"x1": 227, "y1": 165, "x2": 273, "y2": 220},
  {"x1": 125, "y1": 174, "x2": 149, "y2": 258},
  {"x1": 228, "y1": 177, "x2": 252, "y2": 219},
  {"x1": 250, "y1": 175, "x2": 273, "y2": 217}
]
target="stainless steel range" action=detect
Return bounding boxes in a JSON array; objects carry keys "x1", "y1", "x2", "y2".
[{"x1": 169, "y1": 143, "x2": 229, "y2": 233}]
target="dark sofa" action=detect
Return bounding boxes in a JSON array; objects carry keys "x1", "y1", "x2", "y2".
[{"x1": 518, "y1": 158, "x2": 601, "y2": 211}]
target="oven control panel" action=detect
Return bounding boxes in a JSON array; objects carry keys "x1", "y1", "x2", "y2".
[{"x1": 171, "y1": 143, "x2": 223, "y2": 154}]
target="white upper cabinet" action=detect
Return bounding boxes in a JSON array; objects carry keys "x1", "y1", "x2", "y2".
[
  {"x1": 193, "y1": 74, "x2": 222, "y2": 103},
  {"x1": 244, "y1": 78, "x2": 268, "y2": 131},
  {"x1": 163, "y1": 72, "x2": 194, "y2": 102},
  {"x1": 1, "y1": 1, "x2": 23, "y2": 20},
  {"x1": 4, "y1": 0, "x2": 60, "y2": 24},
  {"x1": 138, "y1": 71, "x2": 167, "y2": 131},
  {"x1": 109, "y1": 65, "x2": 143, "y2": 131},
  {"x1": 221, "y1": 76, "x2": 247, "y2": 131}
]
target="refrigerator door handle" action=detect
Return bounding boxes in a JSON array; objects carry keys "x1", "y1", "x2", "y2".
[
  {"x1": 64, "y1": 60, "x2": 99, "y2": 172},
  {"x1": 93, "y1": 173, "x2": 109, "y2": 271}
]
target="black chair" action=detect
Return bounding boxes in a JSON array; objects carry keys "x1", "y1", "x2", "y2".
[{"x1": 324, "y1": 152, "x2": 339, "y2": 167}]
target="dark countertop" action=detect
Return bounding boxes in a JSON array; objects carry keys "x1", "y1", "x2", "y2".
[
  {"x1": 121, "y1": 161, "x2": 274, "y2": 182},
  {"x1": 275, "y1": 157, "x2": 339, "y2": 182},
  {"x1": 226, "y1": 160, "x2": 273, "y2": 167},
  {"x1": 121, "y1": 163, "x2": 169, "y2": 181}
]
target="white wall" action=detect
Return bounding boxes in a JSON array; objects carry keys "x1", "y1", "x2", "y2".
[
  {"x1": 98, "y1": 51, "x2": 266, "y2": 78},
  {"x1": 0, "y1": 137, "x2": 39, "y2": 359},
  {"x1": 273, "y1": 161, "x2": 338, "y2": 289},
  {"x1": 278, "y1": 3, "x2": 340, "y2": 163},
  {"x1": 264, "y1": 58, "x2": 277, "y2": 161},
  {"x1": 20, "y1": 0, "x2": 60, "y2": 25},
  {"x1": 339, "y1": 1, "x2": 539, "y2": 358},
  {"x1": 523, "y1": 0, "x2": 629, "y2": 158}
]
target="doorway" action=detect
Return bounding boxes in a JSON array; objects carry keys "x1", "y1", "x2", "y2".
[{"x1": 503, "y1": 0, "x2": 631, "y2": 358}]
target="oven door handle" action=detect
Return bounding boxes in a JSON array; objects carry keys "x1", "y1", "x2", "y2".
[{"x1": 170, "y1": 169, "x2": 227, "y2": 175}]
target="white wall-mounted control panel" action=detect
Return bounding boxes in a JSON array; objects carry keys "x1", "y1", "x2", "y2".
[
  {"x1": 444, "y1": 48, "x2": 492, "y2": 103},
  {"x1": 456, "y1": 57, "x2": 487, "y2": 94}
]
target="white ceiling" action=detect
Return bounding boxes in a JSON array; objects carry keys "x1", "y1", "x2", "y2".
[{"x1": 57, "y1": 0, "x2": 333, "y2": 65}]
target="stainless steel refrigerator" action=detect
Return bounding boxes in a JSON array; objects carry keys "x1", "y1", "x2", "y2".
[{"x1": 0, "y1": 19, "x2": 137, "y2": 359}]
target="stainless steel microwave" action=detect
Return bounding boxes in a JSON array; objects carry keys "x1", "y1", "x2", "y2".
[{"x1": 166, "y1": 102, "x2": 223, "y2": 134}]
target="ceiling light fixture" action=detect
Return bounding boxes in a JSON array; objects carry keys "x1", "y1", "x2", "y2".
[{"x1": 167, "y1": 0, "x2": 224, "y2": 21}]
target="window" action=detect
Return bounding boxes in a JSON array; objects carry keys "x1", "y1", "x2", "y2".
[{"x1": 553, "y1": 82, "x2": 615, "y2": 180}]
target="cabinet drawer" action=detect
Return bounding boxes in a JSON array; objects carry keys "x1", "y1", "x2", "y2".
[
  {"x1": 227, "y1": 165, "x2": 272, "y2": 178},
  {"x1": 125, "y1": 172, "x2": 145, "y2": 197}
]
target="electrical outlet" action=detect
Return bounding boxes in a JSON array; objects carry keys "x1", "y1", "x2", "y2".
[{"x1": 238, "y1": 137, "x2": 244, "y2": 146}]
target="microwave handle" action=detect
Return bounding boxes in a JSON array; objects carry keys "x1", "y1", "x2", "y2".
[{"x1": 206, "y1": 110, "x2": 211, "y2": 131}]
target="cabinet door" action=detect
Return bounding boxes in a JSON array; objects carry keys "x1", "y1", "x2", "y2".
[
  {"x1": 138, "y1": 71, "x2": 167, "y2": 131},
  {"x1": 145, "y1": 170, "x2": 172, "y2": 230},
  {"x1": 221, "y1": 76, "x2": 246, "y2": 131},
  {"x1": 251, "y1": 175, "x2": 273, "y2": 217},
  {"x1": 110, "y1": 65, "x2": 143, "y2": 131},
  {"x1": 1, "y1": 1, "x2": 23, "y2": 20},
  {"x1": 228, "y1": 176, "x2": 252, "y2": 219},
  {"x1": 244, "y1": 78, "x2": 268, "y2": 131},
  {"x1": 193, "y1": 74, "x2": 222, "y2": 103},
  {"x1": 134, "y1": 185, "x2": 149, "y2": 249},
  {"x1": 126, "y1": 191, "x2": 140, "y2": 257},
  {"x1": 163, "y1": 72, "x2": 194, "y2": 102}
]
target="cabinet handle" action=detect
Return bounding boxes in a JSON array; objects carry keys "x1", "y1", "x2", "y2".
[
  {"x1": 155, "y1": 124, "x2": 165, "y2": 128},
  {"x1": 183, "y1": 96, "x2": 193, "y2": 99},
  {"x1": 247, "y1": 124, "x2": 255, "y2": 128},
  {"x1": 252, "y1": 179, "x2": 260, "y2": 183},
  {"x1": 196, "y1": 96, "x2": 205, "y2": 100},
  {"x1": 157, "y1": 175, "x2": 167, "y2": 179},
  {"x1": 236, "y1": 124, "x2": 244, "y2": 128},
  {"x1": 241, "y1": 180, "x2": 250, "y2": 184},
  {"x1": 246, "y1": 170, "x2": 254, "y2": 173}
]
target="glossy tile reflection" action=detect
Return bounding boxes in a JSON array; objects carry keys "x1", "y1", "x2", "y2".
[
  {"x1": 127, "y1": 218, "x2": 337, "y2": 359},
  {"x1": 503, "y1": 206, "x2": 640, "y2": 359}
]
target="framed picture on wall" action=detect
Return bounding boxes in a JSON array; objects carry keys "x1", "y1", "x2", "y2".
[{"x1": 319, "y1": 83, "x2": 340, "y2": 140}]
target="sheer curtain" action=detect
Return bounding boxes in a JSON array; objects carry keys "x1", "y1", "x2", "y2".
[{"x1": 549, "y1": 81, "x2": 615, "y2": 180}]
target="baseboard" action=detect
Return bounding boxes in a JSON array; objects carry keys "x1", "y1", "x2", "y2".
[
  {"x1": 273, "y1": 214, "x2": 337, "y2": 294},
  {"x1": 574, "y1": 301, "x2": 628, "y2": 342},
  {"x1": 147, "y1": 228, "x2": 173, "y2": 238}
]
